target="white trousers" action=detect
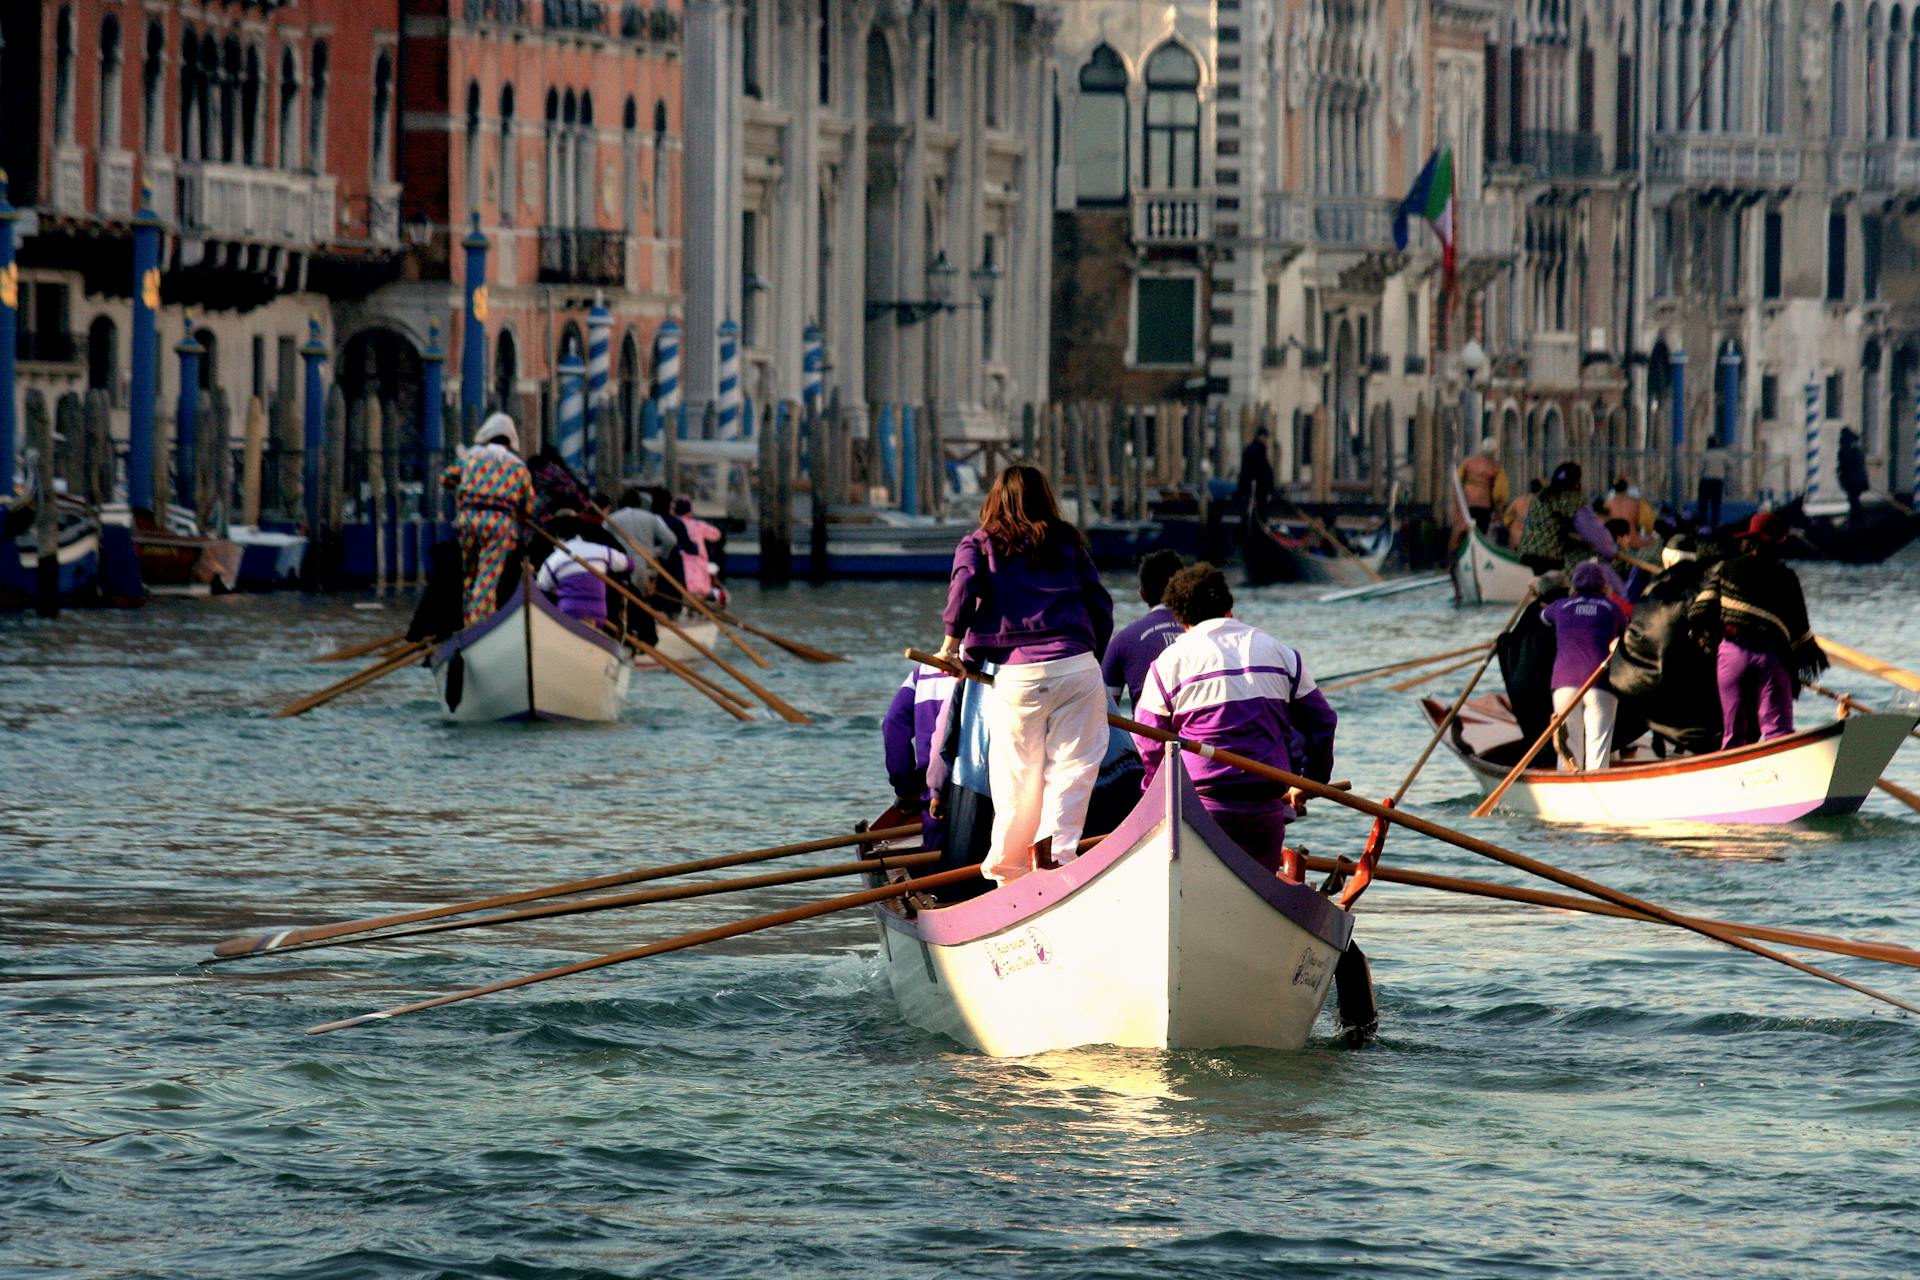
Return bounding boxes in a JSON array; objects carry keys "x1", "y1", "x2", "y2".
[
  {"x1": 982, "y1": 653, "x2": 1109, "y2": 883},
  {"x1": 1552, "y1": 686, "x2": 1619, "y2": 772}
]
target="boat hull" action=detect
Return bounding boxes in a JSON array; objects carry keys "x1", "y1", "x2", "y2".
[
  {"x1": 1425, "y1": 695, "x2": 1919, "y2": 824},
  {"x1": 873, "y1": 756, "x2": 1353, "y2": 1056},
  {"x1": 430, "y1": 583, "x2": 631, "y2": 723},
  {"x1": 1450, "y1": 522, "x2": 1534, "y2": 605},
  {"x1": 638, "y1": 619, "x2": 721, "y2": 668}
]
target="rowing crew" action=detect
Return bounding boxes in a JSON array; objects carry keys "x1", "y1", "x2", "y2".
[{"x1": 893, "y1": 464, "x2": 1339, "y2": 888}]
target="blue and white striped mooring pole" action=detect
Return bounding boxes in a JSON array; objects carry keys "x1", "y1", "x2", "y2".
[
  {"x1": 557, "y1": 338, "x2": 587, "y2": 474},
  {"x1": 802, "y1": 323, "x2": 824, "y2": 413},
  {"x1": 716, "y1": 319, "x2": 741, "y2": 438},
  {"x1": 655, "y1": 318, "x2": 681, "y2": 416},
  {"x1": 1805, "y1": 373, "x2": 1823, "y2": 503},
  {"x1": 587, "y1": 291, "x2": 611, "y2": 477}
]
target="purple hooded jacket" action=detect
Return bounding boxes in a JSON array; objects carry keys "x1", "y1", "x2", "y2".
[{"x1": 942, "y1": 528, "x2": 1114, "y2": 664}]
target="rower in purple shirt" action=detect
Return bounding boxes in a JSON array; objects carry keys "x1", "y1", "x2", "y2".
[
  {"x1": 1102, "y1": 549, "x2": 1188, "y2": 709},
  {"x1": 930, "y1": 465, "x2": 1114, "y2": 884},
  {"x1": 882, "y1": 663, "x2": 960, "y2": 811},
  {"x1": 1541, "y1": 561, "x2": 1627, "y2": 770},
  {"x1": 1131, "y1": 563, "x2": 1337, "y2": 882}
]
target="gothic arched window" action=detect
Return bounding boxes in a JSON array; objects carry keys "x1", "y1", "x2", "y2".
[
  {"x1": 1075, "y1": 44, "x2": 1128, "y2": 205},
  {"x1": 1144, "y1": 42, "x2": 1201, "y2": 189}
]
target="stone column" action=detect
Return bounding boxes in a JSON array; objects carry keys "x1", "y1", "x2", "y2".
[{"x1": 683, "y1": 1, "x2": 742, "y2": 416}]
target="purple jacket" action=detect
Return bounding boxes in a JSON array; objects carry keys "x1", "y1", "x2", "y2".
[
  {"x1": 942, "y1": 528, "x2": 1114, "y2": 662},
  {"x1": 882, "y1": 664, "x2": 959, "y2": 803},
  {"x1": 1131, "y1": 619, "x2": 1337, "y2": 817},
  {"x1": 1543, "y1": 593, "x2": 1626, "y2": 690},
  {"x1": 1102, "y1": 605, "x2": 1184, "y2": 707}
]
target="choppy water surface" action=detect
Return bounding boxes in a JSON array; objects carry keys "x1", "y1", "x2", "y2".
[{"x1": 5, "y1": 557, "x2": 1920, "y2": 1279}]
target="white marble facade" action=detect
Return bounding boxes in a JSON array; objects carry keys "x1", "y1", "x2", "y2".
[{"x1": 681, "y1": 0, "x2": 1057, "y2": 439}]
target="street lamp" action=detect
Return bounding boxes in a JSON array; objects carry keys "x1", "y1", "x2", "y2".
[
  {"x1": 1459, "y1": 337, "x2": 1490, "y2": 461},
  {"x1": 970, "y1": 253, "x2": 1001, "y2": 305},
  {"x1": 866, "y1": 249, "x2": 964, "y2": 325}
]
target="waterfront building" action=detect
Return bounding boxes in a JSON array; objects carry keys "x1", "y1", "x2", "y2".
[
  {"x1": 360, "y1": 0, "x2": 683, "y2": 486},
  {"x1": 2, "y1": 0, "x2": 405, "y2": 494},
  {"x1": 678, "y1": 0, "x2": 1057, "y2": 445}
]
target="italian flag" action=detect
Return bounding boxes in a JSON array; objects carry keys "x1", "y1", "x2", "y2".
[{"x1": 1393, "y1": 147, "x2": 1456, "y2": 283}]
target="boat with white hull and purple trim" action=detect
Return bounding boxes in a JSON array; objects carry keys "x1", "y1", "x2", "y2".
[
  {"x1": 430, "y1": 578, "x2": 631, "y2": 723},
  {"x1": 1421, "y1": 694, "x2": 1918, "y2": 825},
  {"x1": 868, "y1": 753, "x2": 1355, "y2": 1056}
]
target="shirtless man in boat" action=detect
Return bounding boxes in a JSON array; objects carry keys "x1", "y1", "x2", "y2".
[{"x1": 1129, "y1": 563, "x2": 1338, "y2": 880}]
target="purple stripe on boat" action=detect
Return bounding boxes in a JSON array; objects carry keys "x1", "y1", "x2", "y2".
[{"x1": 888, "y1": 752, "x2": 1353, "y2": 953}]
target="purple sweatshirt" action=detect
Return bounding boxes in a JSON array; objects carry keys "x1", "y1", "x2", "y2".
[
  {"x1": 942, "y1": 528, "x2": 1114, "y2": 665},
  {"x1": 1102, "y1": 604, "x2": 1184, "y2": 707},
  {"x1": 1131, "y1": 619, "x2": 1337, "y2": 818},
  {"x1": 534, "y1": 538, "x2": 630, "y2": 623},
  {"x1": 882, "y1": 664, "x2": 959, "y2": 803},
  {"x1": 1542, "y1": 593, "x2": 1626, "y2": 690}
]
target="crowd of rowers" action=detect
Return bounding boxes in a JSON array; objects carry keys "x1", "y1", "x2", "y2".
[
  {"x1": 890, "y1": 464, "x2": 1344, "y2": 896},
  {"x1": 405, "y1": 413, "x2": 726, "y2": 644},
  {"x1": 1460, "y1": 448, "x2": 1829, "y2": 771}
]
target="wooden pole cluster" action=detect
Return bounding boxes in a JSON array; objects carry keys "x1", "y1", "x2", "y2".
[{"x1": 757, "y1": 400, "x2": 793, "y2": 586}]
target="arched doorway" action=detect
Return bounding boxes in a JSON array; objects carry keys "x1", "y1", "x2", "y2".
[
  {"x1": 1542, "y1": 404, "x2": 1566, "y2": 464},
  {"x1": 1893, "y1": 343, "x2": 1919, "y2": 497},
  {"x1": 618, "y1": 331, "x2": 641, "y2": 473},
  {"x1": 337, "y1": 327, "x2": 425, "y2": 513},
  {"x1": 87, "y1": 316, "x2": 117, "y2": 401},
  {"x1": 494, "y1": 328, "x2": 518, "y2": 418},
  {"x1": 1863, "y1": 337, "x2": 1885, "y2": 484}
]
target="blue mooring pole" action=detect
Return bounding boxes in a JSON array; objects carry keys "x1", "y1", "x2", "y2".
[{"x1": 129, "y1": 185, "x2": 163, "y2": 514}]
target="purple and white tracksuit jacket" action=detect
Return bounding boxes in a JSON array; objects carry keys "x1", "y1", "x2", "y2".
[
  {"x1": 1131, "y1": 618, "x2": 1337, "y2": 866},
  {"x1": 882, "y1": 663, "x2": 960, "y2": 805}
]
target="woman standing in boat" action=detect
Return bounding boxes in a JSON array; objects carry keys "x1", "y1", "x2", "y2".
[{"x1": 932, "y1": 465, "x2": 1114, "y2": 884}]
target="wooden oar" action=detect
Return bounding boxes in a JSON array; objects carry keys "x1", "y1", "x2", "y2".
[
  {"x1": 306, "y1": 863, "x2": 984, "y2": 1033},
  {"x1": 1818, "y1": 636, "x2": 1920, "y2": 694},
  {"x1": 1392, "y1": 590, "x2": 1536, "y2": 805},
  {"x1": 208, "y1": 850, "x2": 938, "y2": 963},
  {"x1": 273, "y1": 640, "x2": 431, "y2": 719},
  {"x1": 591, "y1": 505, "x2": 771, "y2": 669},
  {"x1": 1385, "y1": 652, "x2": 1485, "y2": 693},
  {"x1": 209, "y1": 822, "x2": 920, "y2": 958},
  {"x1": 526, "y1": 523, "x2": 811, "y2": 724},
  {"x1": 717, "y1": 612, "x2": 845, "y2": 664},
  {"x1": 1469, "y1": 644, "x2": 1614, "y2": 817},
  {"x1": 905, "y1": 649, "x2": 1920, "y2": 1016},
  {"x1": 1300, "y1": 855, "x2": 1920, "y2": 971},
  {"x1": 1320, "y1": 642, "x2": 1494, "y2": 692},
  {"x1": 315, "y1": 629, "x2": 409, "y2": 663},
  {"x1": 1806, "y1": 681, "x2": 1920, "y2": 742},
  {"x1": 1879, "y1": 776, "x2": 1920, "y2": 812}
]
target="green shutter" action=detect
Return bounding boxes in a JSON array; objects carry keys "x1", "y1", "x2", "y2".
[{"x1": 1135, "y1": 277, "x2": 1195, "y2": 366}]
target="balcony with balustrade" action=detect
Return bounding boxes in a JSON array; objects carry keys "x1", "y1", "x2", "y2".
[
  {"x1": 1131, "y1": 191, "x2": 1211, "y2": 246},
  {"x1": 1262, "y1": 193, "x2": 1397, "y2": 254},
  {"x1": 1647, "y1": 133, "x2": 1803, "y2": 187},
  {"x1": 175, "y1": 163, "x2": 338, "y2": 245}
]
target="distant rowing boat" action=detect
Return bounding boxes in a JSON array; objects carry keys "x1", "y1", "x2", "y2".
[
  {"x1": 430, "y1": 578, "x2": 631, "y2": 723},
  {"x1": 1421, "y1": 693, "x2": 1918, "y2": 824},
  {"x1": 1449, "y1": 520, "x2": 1533, "y2": 606},
  {"x1": 865, "y1": 753, "x2": 1354, "y2": 1056}
]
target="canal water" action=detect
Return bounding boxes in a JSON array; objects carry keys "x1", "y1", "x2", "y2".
[{"x1": 5, "y1": 556, "x2": 1920, "y2": 1278}]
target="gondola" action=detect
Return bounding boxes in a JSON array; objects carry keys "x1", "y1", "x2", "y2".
[
  {"x1": 1774, "y1": 496, "x2": 1920, "y2": 564},
  {"x1": 1421, "y1": 693, "x2": 1918, "y2": 824}
]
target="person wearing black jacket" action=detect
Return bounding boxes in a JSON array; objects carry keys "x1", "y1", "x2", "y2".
[
  {"x1": 1688, "y1": 511, "x2": 1828, "y2": 748},
  {"x1": 1608, "y1": 535, "x2": 1722, "y2": 754},
  {"x1": 1497, "y1": 571, "x2": 1571, "y2": 748}
]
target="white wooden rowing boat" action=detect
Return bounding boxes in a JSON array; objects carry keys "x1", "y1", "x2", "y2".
[
  {"x1": 637, "y1": 618, "x2": 721, "y2": 668},
  {"x1": 430, "y1": 579, "x2": 631, "y2": 722},
  {"x1": 1422, "y1": 693, "x2": 1919, "y2": 824},
  {"x1": 869, "y1": 752, "x2": 1355, "y2": 1056},
  {"x1": 1450, "y1": 520, "x2": 1534, "y2": 605}
]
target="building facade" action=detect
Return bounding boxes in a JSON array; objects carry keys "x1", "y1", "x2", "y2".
[
  {"x1": 362, "y1": 0, "x2": 684, "y2": 486},
  {"x1": 3, "y1": 0, "x2": 405, "y2": 495},
  {"x1": 679, "y1": 0, "x2": 1057, "y2": 445}
]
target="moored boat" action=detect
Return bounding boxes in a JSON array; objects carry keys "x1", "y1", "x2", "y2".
[
  {"x1": 98, "y1": 503, "x2": 242, "y2": 593},
  {"x1": 430, "y1": 578, "x2": 631, "y2": 723},
  {"x1": 1421, "y1": 693, "x2": 1919, "y2": 824},
  {"x1": 1, "y1": 498, "x2": 102, "y2": 606},
  {"x1": 867, "y1": 753, "x2": 1355, "y2": 1056},
  {"x1": 1245, "y1": 516, "x2": 1392, "y2": 587}
]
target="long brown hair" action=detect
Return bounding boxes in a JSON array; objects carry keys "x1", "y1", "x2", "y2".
[{"x1": 977, "y1": 465, "x2": 1081, "y2": 560}]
